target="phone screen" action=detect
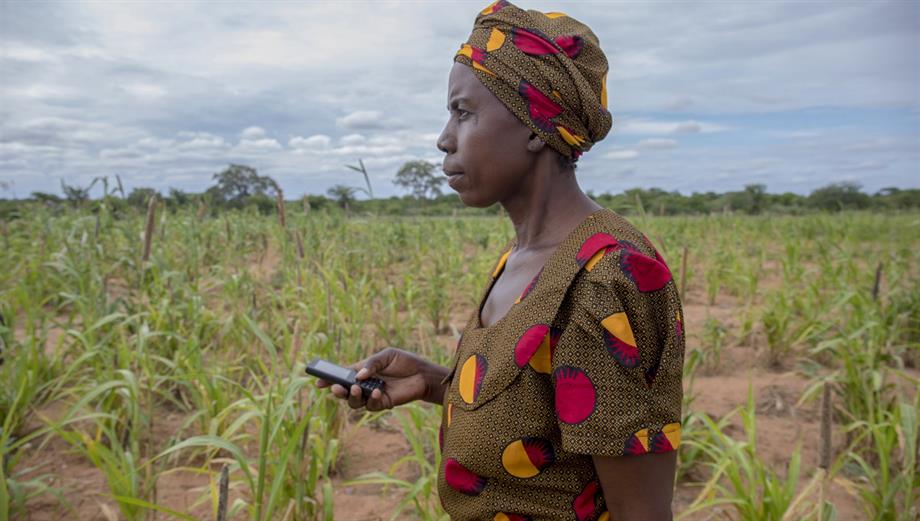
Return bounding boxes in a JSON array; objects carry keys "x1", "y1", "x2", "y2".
[{"x1": 315, "y1": 360, "x2": 354, "y2": 381}]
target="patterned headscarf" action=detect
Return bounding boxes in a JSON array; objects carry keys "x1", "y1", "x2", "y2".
[{"x1": 454, "y1": 0, "x2": 613, "y2": 160}]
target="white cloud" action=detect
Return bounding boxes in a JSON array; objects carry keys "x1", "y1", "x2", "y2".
[
  {"x1": 0, "y1": 142, "x2": 65, "y2": 156},
  {"x1": 136, "y1": 137, "x2": 175, "y2": 149},
  {"x1": 123, "y1": 83, "x2": 167, "y2": 99},
  {"x1": 236, "y1": 137, "x2": 282, "y2": 151},
  {"x1": 330, "y1": 143, "x2": 404, "y2": 157},
  {"x1": 605, "y1": 149, "x2": 641, "y2": 160},
  {"x1": 339, "y1": 134, "x2": 366, "y2": 146},
  {"x1": 769, "y1": 130, "x2": 825, "y2": 139},
  {"x1": 178, "y1": 132, "x2": 225, "y2": 149},
  {"x1": 2, "y1": 44, "x2": 55, "y2": 62},
  {"x1": 337, "y1": 111, "x2": 385, "y2": 130},
  {"x1": 637, "y1": 138, "x2": 679, "y2": 149},
  {"x1": 616, "y1": 118, "x2": 729, "y2": 136},
  {"x1": 7, "y1": 85, "x2": 79, "y2": 101},
  {"x1": 289, "y1": 134, "x2": 331, "y2": 150},
  {"x1": 241, "y1": 126, "x2": 267, "y2": 139},
  {"x1": 839, "y1": 161, "x2": 886, "y2": 172},
  {"x1": 674, "y1": 122, "x2": 702, "y2": 134},
  {"x1": 99, "y1": 147, "x2": 145, "y2": 160},
  {"x1": 3, "y1": 117, "x2": 143, "y2": 147}
]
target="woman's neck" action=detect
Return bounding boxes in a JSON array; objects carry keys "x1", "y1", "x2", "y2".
[{"x1": 502, "y1": 161, "x2": 602, "y2": 253}]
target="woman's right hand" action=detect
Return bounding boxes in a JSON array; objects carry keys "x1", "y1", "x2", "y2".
[{"x1": 314, "y1": 348, "x2": 448, "y2": 411}]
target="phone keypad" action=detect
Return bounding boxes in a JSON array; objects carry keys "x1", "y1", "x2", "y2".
[{"x1": 358, "y1": 378, "x2": 385, "y2": 397}]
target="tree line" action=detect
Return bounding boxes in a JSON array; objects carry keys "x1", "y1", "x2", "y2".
[{"x1": 4, "y1": 161, "x2": 919, "y2": 218}]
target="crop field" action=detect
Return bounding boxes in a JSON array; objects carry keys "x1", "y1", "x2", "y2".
[{"x1": 1, "y1": 203, "x2": 917, "y2": 520}]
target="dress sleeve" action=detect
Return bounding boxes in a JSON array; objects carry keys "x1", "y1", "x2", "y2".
[{"x1": 551, "y1": 243, "x2": 685, "y2": 457}]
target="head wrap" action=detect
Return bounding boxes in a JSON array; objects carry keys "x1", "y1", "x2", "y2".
[{"x1": 454, "y1": 0, "x2": 613, "y2": 160}]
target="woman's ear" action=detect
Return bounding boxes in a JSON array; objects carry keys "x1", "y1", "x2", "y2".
[{"x1": 526, "y1": 132, "x2": 546, "y2": 153}]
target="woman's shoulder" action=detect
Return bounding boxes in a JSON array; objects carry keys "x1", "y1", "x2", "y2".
[
  {"x1": 560, "y1": 210, "x2": 683, "y2": 367},
  {"x1": 579, "y1": 209, "x2": 673, "y2": 291},
  {"x1": 554, "y1": 209, "x2": 678, "y2": 335},
  {"x1": 595, "y1": 209, "x2": 662, "y2": 259}
]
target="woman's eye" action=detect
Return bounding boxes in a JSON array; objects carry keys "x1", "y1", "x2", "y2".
[{"x1": 457, "y1": 109, "x2": 470, "y2": 119}]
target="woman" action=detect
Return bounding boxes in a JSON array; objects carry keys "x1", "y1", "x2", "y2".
[{"x1": 317, "y1": 2, "x2": 684, "y2": 519}]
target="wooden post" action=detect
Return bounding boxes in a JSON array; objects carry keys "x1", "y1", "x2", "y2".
[
  {"x1": 679, "y1": 245, "x2": 689, "y2": 299},
  {"x1": 216, "y1": 464, "x2": 229, "y2": 521},
  {"x1": 276, "y1": 189, "x2": 287, "y2": 229},
  {"x1": 819, "y1": 383, "x2": 832, "y2": 470},
  {"x1": 142, "y1": 194, "x2": 157, "y2": 262},
  {"x1": 872, "y1": 262, "x2": 883, "y2": 301}
]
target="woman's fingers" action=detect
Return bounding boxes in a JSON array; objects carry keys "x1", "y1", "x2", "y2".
[
  {"x1": 346, "y1": 383, "x2": 366, "y2": 409},
  {"x1": 365, "y1": 388, "x2": 391, "y2": 412},
  {"x1": 328, "y1": 383, "x2": 371, "y2": 410},
  {"x1": 317, "y1": 350, "x2": 410, "y2": 410},
  {"x1": 329, "y1": 384, "x2": 348, "y2": 399}
]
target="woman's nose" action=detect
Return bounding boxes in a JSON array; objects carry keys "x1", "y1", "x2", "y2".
[{"x1": 437, "y1": 123, "x2": 454, "y2": 154}]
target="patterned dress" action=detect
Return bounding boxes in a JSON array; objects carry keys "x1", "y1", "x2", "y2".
[{"x1": 437, "y1": 208, "x2": 685, "y2": 521}]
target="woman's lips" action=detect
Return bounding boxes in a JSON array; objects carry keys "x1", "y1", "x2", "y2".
[{"x1": 447, "y1": 173, "x2": 465, "y2": 188}]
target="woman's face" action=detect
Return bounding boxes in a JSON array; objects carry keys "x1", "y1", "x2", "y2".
[{"x1": 437, "y1": 62, "x2": 536, "y2": 208}]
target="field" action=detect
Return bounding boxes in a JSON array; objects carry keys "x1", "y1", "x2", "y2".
[{"x1": 1, "y1": 203, "x2": 918, "y2": 520}]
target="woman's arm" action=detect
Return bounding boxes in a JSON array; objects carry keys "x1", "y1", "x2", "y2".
[
  {"x1": 421, "y1": 362, "x2": 451, "y2": 405},
  {"x1": 592, "y1": 452, "x2": 676, "y2": 521}
]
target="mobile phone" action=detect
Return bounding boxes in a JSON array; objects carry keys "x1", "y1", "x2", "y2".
[{"x1": 305, "y1": 357, "x2": 384, "y2": 399}]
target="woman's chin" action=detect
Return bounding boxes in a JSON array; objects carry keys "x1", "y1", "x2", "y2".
[{"x1": 456, "y1": 191, "x2": 490, "y2": 209}]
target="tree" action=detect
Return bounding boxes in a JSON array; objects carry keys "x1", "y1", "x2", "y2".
[
  {"x1": 31, "y1": 192, "x2": 62, "y2": 205},
  {"x1": 394, "y1": 160, "x2": 444, "y2": 201},
  {"x1": 726, "y1": 184, "x2": 767, "y2": 215},
  {"x1": 165, "y1": 188, "x2": 192, "y2": 210},
  {"x1": 743, "y1": 183, "x2": 766, "y2": 214},
  {"x1": 327, "y1": 184, "x2": 358, "y2": 214},
  {"x1": 127, "y1": 187, "x2": 159, "y2": 209},
  {"x1": 207, "y1": 164, "x2": 279, "y2": 209},
  {"x1": 808, "y1": 182, "x2": 869, "y2": 211},
  {"x1": 304, "y1": 194, "x2": 332, "y2": 211},
  {"x1": 876, "y1": 187, "x2": 901, "y2": 197},
  {"x1": 60, "y1": 178, "x2": 100, "y2": 208}
]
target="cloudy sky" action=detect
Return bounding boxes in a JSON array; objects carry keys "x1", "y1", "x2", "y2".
[{"x1": 1, "y1": 0, "x2": 918, "y2": 199}]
